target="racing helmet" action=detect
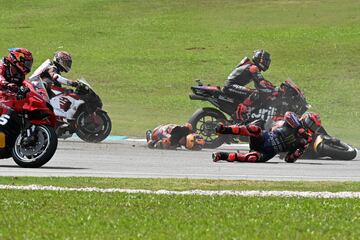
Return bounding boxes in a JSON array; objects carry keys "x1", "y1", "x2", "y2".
[
  {"x1": 185, "y1": 133, "x2": 205, "y2": 151},
  {"x1": 7, "y1": 48, "x2": 33, "y2": 75},
  {"x1": 53, "y1": 51, "x2": 72, "y2": 72},
  {"x1": 300, "y1": 112, "x2": 321, "y2": 133},
  {"x1": 252, "y1": 49, "x2": 271, "y2": 71}
]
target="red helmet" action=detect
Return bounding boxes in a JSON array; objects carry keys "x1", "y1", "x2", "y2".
[
  {"x1": 7, "y1": 48, "x2": 33, "y2": 75},
  {"x1": 53, "y1": 51, "x2": 72, "y2": 72},
  {"x1": 300, "y1": 112, "x2": 321, "y2": 133}
]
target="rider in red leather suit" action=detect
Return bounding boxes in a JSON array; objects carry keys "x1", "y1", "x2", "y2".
[
  {"x1": 146, "y1": 123, "x2": 205, "y2": 150},
  {"x1": 0, "y1": 48, "x2": 33, "y2": 93}
]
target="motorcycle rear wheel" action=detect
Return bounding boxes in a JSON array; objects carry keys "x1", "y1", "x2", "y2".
[
  {"x1": 188, "y1": 108, "x2": 228, "y2": 149},
  {"x1": 12, "y1": 125, "x2": 58, "y2": 168},
  {"x1": 76, "y1": 111, "x2": 112, "y2": 143}
]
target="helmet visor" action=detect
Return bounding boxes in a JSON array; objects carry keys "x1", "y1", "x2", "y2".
[{"x1": 23, "y1": 59, "x2": 33, "y2": 72}]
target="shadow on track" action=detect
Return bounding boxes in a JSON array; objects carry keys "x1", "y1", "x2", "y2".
[{"x1": 0, "y1": 165, "x2": 88, "y2": 170}]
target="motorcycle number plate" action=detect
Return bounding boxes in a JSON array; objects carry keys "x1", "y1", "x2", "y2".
[{"x1": 0, "y1": 132, "x2": 5, "y2": 148}]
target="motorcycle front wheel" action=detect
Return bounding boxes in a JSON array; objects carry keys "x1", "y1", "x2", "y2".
[
  {"x1": 12, "y1": 125, "x2": 58, "y2": 168},
  {"x1": 76, "y1": 110, "x2": 112, "y2": 143},
  {"x1": 188, "y1": 108, "x2": 228, "y2": 149},
  {"x1": 318, "y1": 137, "x2": 357, "y2": 160}
]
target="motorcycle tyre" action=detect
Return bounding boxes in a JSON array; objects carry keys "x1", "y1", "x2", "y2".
[
  {"x1": 12, "y1": 125, "x2": 58, "y2": 168},
  {"x1": 319, "y1": 141, "x2": 357, "y2": 161},
  {"x1": 189, "y1": 108, "x2": 228, "y2": 149},
  {"x1": 76, "y1": 111, "x2": 112, "y2": 143}
]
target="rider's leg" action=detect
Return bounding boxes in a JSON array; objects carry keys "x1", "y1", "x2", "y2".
[
  {"x1": 212, "y1": 151, "x2": 275, "y2": 163},
  {"x1": 212, "y1": 151, "x2": 260, "y2": 162},
  {"x1": 216, "y1": 124, "x2": 261, "y2": 137}
]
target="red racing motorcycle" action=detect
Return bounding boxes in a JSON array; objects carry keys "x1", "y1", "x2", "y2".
[{"x1": 0, "y1": 79, "x2": 58, "y2": 167}]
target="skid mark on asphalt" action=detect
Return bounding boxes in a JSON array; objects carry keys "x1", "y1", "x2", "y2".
[{"x1": 1, "y1": 185, "x2": 360, "y2": 199}]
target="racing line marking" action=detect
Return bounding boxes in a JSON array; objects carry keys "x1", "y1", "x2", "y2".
[{"x1": 1, "y1": 184, "x2": 360, "y2": 199}]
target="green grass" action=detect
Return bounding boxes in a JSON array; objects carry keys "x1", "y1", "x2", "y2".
[
  {"x1": 2, "y1": 176, "x2": 360, "y2": 192},
  {"x1": 0, "y1": 0, "x2": 359, "y2": 145},
  {"x1": 1, "y1": 177, "x2": 360, "y2": 239}
]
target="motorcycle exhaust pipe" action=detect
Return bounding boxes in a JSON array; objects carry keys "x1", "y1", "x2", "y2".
[{"x1": 189, "y1": 94, "x2": 207, "y2": 101}]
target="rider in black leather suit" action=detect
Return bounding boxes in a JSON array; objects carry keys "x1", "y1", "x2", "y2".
[
  {"x1": 223, "y1": 50, "x2": 277, "y2": 122},
  {"x1": 212, "y1": 112, "x2": 322, "y2": 163}
]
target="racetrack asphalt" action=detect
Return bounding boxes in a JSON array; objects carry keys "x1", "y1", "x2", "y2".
[{"x1": 0, "y1": 139, "x2": 359, "y2": 181}]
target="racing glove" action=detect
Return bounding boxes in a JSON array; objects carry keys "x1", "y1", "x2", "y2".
[
  {"x1": 71, "y1": 81, "x2": 79, "y2": 87},
  {"x1": 6, "y1": 83, "x2": 19, "y2": 93},
  {"x1": 215, "y1": 123, "x2": 233, "y2": 134},
  {"x1": 297, "y1": 128, "x2": 312, "y2": 143},
  {"x1": 284, "y1": 148, "x2": 303, "y2": 163},
  {"x1": 16, "y1": 86, "x2": 29, "y2": 100}
]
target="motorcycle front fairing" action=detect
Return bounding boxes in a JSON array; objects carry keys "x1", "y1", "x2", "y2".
[
  {"x1": 0, "y1": 109, "x2": 23, "y2": 159},
  {"x1": 19, "y1": 80, "x2": 56, "y2": 127}
]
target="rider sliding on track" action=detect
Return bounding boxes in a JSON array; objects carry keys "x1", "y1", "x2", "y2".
[
  {"x1": 212, "y1": 112, "x2": 322, "y2": 163},
  {"x1": 146, "y1": 123, "x2": 205, "y2": 150},
  {"x1": 223, "y1": 49, "x2": 279, "y2": 123}
]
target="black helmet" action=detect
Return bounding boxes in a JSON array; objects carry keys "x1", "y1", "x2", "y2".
[{"x1": 252, "y1": 49, "x2": 271, "y2": 71}]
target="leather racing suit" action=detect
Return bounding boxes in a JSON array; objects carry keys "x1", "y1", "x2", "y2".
[
  {"x1": 0, "y1": 58, "x2": 26, "y2": 93},
  {"x1": 224, "y1": 57, "x2": 277, "y2": 122},
  {"x1": 213, "y1": 112, "x2": 312, "y2": 163},
  {"x1": 29, "y1": 59, "x2": 76, "y2": 98},
  {"x1": 146, "y1": 124, "x2": 192, "y2": 149}
]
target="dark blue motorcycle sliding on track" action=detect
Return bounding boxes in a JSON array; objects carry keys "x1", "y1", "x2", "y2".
[{"x1": 188, "y1": 79, "x2": 357, "y2": 160}]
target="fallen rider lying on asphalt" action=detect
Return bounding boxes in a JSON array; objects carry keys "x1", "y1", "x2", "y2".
[
  {"x1": 212, "y1": 111, "x2": 322, "y2": 163},
  {"x1": 146, "y1": 123, "x2": 205, "y2": 150}
]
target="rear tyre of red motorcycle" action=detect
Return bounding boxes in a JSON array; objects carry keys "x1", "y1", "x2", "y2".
[
  {"x1": 76, "y1": 111, "x2": 112, "y2": 143},
  {"x1": 12, "y1": 125, "x2": 58, "y2": 168},
  {"x1": 188, "y1": 108, "x2": 229, "y2": 149}
]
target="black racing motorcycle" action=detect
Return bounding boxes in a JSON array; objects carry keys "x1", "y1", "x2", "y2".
[{"x1": 188, "y1": 79, "x2": 357, "y2": 160}]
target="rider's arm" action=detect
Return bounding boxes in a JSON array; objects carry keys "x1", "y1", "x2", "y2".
[
  {"x1": 53, "y1": 74, "x2": 78, "y2": 87},
  {"x1": 249, "y1": 65, "x2": 275, "y2": 94},
  {"x1": 153, "y1": 138, "x2": 176, "y2": 149},
  {"x1": 285, "y1": 146, "x2": 306, "y2": 162},
  {"x1": 47, "y1": 67, "x2": 77, "y2": 87},
  {"x1": 0, "y1": 64, "x2": 8, "y2": 88}
]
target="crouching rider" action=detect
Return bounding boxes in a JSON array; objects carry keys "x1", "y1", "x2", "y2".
[
  {"x1": 212, "y1": 112, "x2": 321, "y2": 163},
  {"x1": 146, "y1": 123, "x2": 205, "y2": 150}
]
